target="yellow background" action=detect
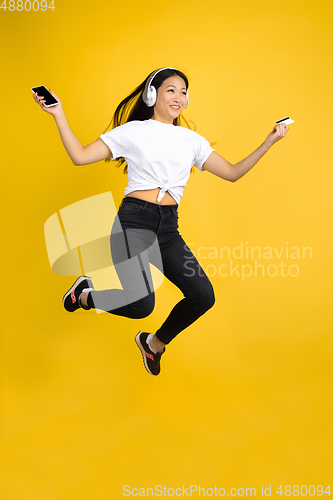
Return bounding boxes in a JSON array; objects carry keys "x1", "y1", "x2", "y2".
[{"x1": 1, "y1": 0, "x2": 332, "y2": 498}]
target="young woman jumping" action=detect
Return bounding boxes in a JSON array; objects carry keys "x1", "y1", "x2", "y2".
[{"x1": 33, "y1": 67, "x2": 289, "y2": 376}]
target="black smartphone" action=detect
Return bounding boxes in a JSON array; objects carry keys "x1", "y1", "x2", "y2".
[{"x1": 31, "y1": 86, "x2": 59, "y2": 107}]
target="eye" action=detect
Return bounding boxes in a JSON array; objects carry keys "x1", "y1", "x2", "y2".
[{"x1": 167, "y1": 89, "x2": 187, "y2": 95}]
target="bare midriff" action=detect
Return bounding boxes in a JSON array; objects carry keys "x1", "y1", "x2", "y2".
[{"x1": 125, "y1": 188, "x2": 178, "y2": 205}]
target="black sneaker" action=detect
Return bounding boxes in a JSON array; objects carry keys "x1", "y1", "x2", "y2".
[
  {"x1": 135, "y1": 331, "x2": 165, "y2": 376},
  {"x1": 62, "y1": 276, "x2": 94, "y2": 312}
]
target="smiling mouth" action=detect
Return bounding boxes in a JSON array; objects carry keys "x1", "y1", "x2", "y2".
[{"x1": 170, "y1": 105, "x2": 180, "y2": 110}]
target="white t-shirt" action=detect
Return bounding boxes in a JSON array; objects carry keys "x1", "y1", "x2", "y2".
[{"x1": 99, "y1": 119, "x2": 215, "y2": 205}]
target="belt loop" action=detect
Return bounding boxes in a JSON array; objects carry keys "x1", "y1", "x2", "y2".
[{"x1": 141, "y1": 201, "x2": 148, "y2": 212}]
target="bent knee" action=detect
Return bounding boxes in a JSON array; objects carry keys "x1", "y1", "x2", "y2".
[
  {"x1": 203, "y1": 287, "x2": 215, "y2": 311},
  {"x1": 191, "y1": 285, "x2": 215, "y2": 312},
  {"x1": 131, "y1": 294, "x2": 155, "y2": 319}
]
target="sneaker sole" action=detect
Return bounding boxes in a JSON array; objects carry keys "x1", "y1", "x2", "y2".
[
  {"x1": 135, "y1": 331, "x2": 155, "y2": 376},
  {"x1": 62, "y1": 276, "x2": 92, "y2": 310}
]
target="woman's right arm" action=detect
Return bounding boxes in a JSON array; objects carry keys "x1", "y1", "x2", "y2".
[{"x1": 32, "y1": 89, "x2": 112, "y2": 166}]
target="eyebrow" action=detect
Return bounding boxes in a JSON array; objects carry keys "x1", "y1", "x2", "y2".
[{"x1": 166, "y1": 85, "x2": 186, "y2": 89}]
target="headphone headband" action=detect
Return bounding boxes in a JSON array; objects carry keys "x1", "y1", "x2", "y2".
[{"x1": 142, "y1": 67, "x2": 189, "y2": 108}]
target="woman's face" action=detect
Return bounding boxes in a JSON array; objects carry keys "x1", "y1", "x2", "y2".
[{"x1": 152, "y1": 75, "x2": 187, "y2": 124}]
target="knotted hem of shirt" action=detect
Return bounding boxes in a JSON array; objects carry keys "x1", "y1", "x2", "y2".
[{"x1": 156, "y1": 181, "x2": 169, "y2": 202}]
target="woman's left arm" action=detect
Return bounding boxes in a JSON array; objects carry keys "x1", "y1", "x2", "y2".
[{"x1": 202, "y1": 123, "x2": 289, "y2": 182}]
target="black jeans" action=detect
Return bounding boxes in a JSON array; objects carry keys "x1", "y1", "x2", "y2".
[{"x1": 87, "y1": 196, "x2": 215, "y2": 344}]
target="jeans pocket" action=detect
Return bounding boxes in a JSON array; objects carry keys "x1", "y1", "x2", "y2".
[
  {"x1": 118, "y1": 204, "x2": 143, "y2": 214},
  {"x1": 171, "y1": 207, "x2": 179, "y2": 219}
]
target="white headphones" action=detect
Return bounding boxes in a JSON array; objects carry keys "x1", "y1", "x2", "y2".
[{"x1": 142, "y1": 67, "x2": 189, "y2": 108}]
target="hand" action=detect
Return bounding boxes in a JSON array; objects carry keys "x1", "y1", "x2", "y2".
[
  {"x1": 32, "y1": 88, "x2": 62, "y2": 116},
  {"x1": 264, "y1": 123, "x2": 289, "y2": 148}
]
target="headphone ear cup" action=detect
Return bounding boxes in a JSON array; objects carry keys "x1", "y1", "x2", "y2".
[
  {"x1": 150, "y1": 86, "x2": 157, "y2": 107},
  {"x1": 145, "y1": 85, "x2": 157, "y2": 107},
  {"x1": 184, "y1": 89, "x2": 189, "y2": 108}
]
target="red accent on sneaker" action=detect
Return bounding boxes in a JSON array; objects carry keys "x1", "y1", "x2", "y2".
[
  {"x1": 146, "y1": 352, "x2": 154, "y2": 360},
  {"x1": 71, "y1": 290, "x2": 76, "y2": 303}
]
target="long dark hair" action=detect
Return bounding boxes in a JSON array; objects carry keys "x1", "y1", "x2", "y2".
[{"x1": 101, "y1": 68, "x2": 196, "y2": 174}]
